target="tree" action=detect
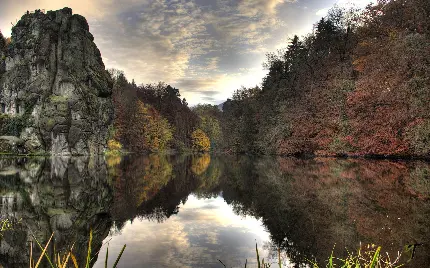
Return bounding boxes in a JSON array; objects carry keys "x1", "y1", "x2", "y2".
[
  {"x1": 137, "y1": 82, "x2": 199, "y2": 149},
  {"x1": 193, "y1": 104, "x2": 223, "y2": 149},
  {"x1": 0, "y1": 30, "x2": 5, "y2": 50},
  {"x1": 220, "y1": 0, "x2": 430, "y2": 157},
  {"x1": 137, "y1": 101, "x2": 174, "y2": 152},
  {"x1": 191, "y1": 129, "x2": 210, "y2": 152}
]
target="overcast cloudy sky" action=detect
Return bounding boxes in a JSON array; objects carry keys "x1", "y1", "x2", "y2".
[{"x1": 0, "y1": 0, "x2": 373, "y2": 105}]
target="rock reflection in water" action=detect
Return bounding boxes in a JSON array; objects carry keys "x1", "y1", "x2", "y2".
[
  {"x1": 1, "y1": 154, "x2": 429, "y2": 267},
  {"x1": 0, "y1": 156, "x2": 113, "y2": 267}
]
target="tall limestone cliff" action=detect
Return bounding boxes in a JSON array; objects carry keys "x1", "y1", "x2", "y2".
[{"x1": 0, "y1": 8, "x2": 113, "y2": 155}]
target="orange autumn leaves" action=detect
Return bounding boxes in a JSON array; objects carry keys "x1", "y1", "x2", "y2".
[
  {"x1": 136, "y1": 101, "x2": 173, "y2": 152},
  {"x1": 113, "y1": 99, "x2": 173, "y2": 152},
  {"x1": 113, "y1": 99, "x2": 211, "y2": 153},
  {"x1": 191, "y1": 129, "x2": 211, "y2": 152},
  {"x1": 109, "y1": 72, "x2": 213, "y2": 153}
]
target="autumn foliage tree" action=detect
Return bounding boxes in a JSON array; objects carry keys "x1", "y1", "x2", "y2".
[
  {"x1": 220, "y1": 0, "x2": 430, "y2": 158},
  {"x1": 109, "y1": 70, "x2": 174, "y2": 152},
  {"x1": 191, "y1": 129, "x2": 210, "y2": 152},
  {"x1": 137, "y1": 82, "x2": 199, "y2": 150},
  {"x1": 193, "y1": 104, "x2": 222, "y2": 150},
  {"x1": 132, "y1": 100, "x2": 173, "y2": 152}
]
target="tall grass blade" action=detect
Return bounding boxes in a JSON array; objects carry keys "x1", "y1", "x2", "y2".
[
  {"x1": 105, "y1": 246, "x2": 109, "y2": 268},
  {"x1": 328, "y1": 253, "x2": 333, "y2": 268},
  {"x1": 57, "y1": 253, "x2": 62, "y2": 267},
  {"x1": 256, "y1": 243, "x2": 261, "y2": 268},
  {"x1": 113, "y1": 244, "x2": 126, "y2": 268},
  {"x1": 370, "y1": 247, "x2": 381, "y2": 268},
  {"x1": 245, "y1": 259, "x2": 247, "y2": 268},
  {"x1": 90, "y1": 238, "x2": 113, "y2": 263},
  {"x1": 29, "y1": 241, "x2": 33, "y2": 268},
  {"x1": 34, "y1": 233, "x2": 54, "y2": 268},
  {"x1": 85, "y1": 229, "x2": 93, "y2": 268},
  {"x1": 71, "y1": 253, "x2": 79, "y2": 268},
  {"x1": 32, "y1": 234, "x2": 55, "y2": 268},
  {"x1": 278, "y1": 246, "x2": 281, "y2": 268},
  {"x1": 62, "y1": 244, "x2": 74, "y2": 268}
]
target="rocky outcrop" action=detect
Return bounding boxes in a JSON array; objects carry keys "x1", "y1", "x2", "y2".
[{"x1": 0, "y1": 8, "x2": 113, "y2": 155}]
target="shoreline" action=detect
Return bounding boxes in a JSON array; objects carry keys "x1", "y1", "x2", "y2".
[{"x1": 0, "y1": 150, "x2": 429, "y2": 162}]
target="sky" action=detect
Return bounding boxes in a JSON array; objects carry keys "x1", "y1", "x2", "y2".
[
  {"x1": 0, "y1": 0, "x2": 374, "y2": 105},
  {"x1": 95, "y1": 195, "x2": 272, "y2": 267}
]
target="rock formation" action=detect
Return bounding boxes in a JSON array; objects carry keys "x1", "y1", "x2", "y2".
[{"x1": 0, "y1": 8, "x2": 113, "y2": 155}]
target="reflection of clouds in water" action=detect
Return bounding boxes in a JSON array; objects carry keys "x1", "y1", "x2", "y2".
[{"x1": 95, "y1": 195, "x2": 269, "y2": 268}]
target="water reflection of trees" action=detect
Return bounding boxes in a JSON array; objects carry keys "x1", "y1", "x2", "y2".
[
  {"x1": 108, "y1": 154, "x2": 430, "y2": 266},
  {"x1": 218, "y1": 157, "x2": 430, "y2": 267},
  {"x1": 1, "y1": 154, "x2": 429, "y2": 267},
  {"x1": 109, "y1": 154, "x2": 223, "y2": 225}
]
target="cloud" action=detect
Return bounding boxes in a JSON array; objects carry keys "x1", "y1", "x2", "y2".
[
  {"x1": 175, "y1": 78, "x2": 221, "y2": 92},
  {"x1": 1, "y1": 0, "x2": 358, "y2": 105},
  {"x1": 96, "y1": 195, "x2": 271, "y2": 267},
  {"x1": 316, "y1": 7, "x2": 330, "y2": 17},
  {"x1": 200, "y1": 96, "x2": 219, "y2": 103},
  {"x1": 0, "y1": 0, "x2": 123, "y2": 36},
  {"x1": 92, "y1": 0, "x2": 294, "y2": 88},
  {"x1": 315, "y1": 0, "x2": 374, "y2": 18},
  {"x1": 206, "y1": 57, "x2": 219, "y2": 71},
  {"x1": 1, "y1": 0, "x2": 290, "y2": 105},
  {"x1": 237, "y1": 0, "x2": 294, "y2": 17}
]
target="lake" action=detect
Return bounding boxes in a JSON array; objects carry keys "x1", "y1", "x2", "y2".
[{"x1": 0, "y1": 154, "x2": 429, "y2": 267}]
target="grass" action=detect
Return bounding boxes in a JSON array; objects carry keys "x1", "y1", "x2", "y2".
[
  {"x1": 218, "y1": 244, "x2": 283, "y2": 268},
  {"x1": 219, "y1": 244, "x2": 406, "y2": 268},
  {"x1": 0, "y1": 218, "x2": 22, "y2": 238},
  {"x1": 309, "y1": 244, "x2": 405, "y2": 268},
  {"x1": 29, "y1": 230, "x2": 126, "y2": 268},
  {"x1": 0, "y1": 218, "x2": 16, "y2": 236},
  {"x1": 0, "y1": 217, "x2": 411, "y2": 268}
]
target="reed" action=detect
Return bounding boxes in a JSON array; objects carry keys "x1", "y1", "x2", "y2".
[
  {"x1": 29, "y1": 230, "x2": 126, "y2": 268},
  {"x1": 309, "y1": 244, "x2": 404, "y2": 268},
  {"x1": 219, "y1": 244, "x2": 406, "y2": 268}
]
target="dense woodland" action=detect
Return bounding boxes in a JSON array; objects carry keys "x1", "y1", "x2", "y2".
[
  {"x1": 222, "y1": 0, "x2": 430, "y2": 157},
  {"x1": 1, "y1": 0, "x2": 429, "y2": 156},
  {"x1": 107, "y1": 70, "x2": 221, "y2": 153},
  {"x1": 107, "y1": 0, "x2": 430, "y2": 157}
]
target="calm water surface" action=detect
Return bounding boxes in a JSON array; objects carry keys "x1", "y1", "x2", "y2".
[{"x1": 0, "y1": 154, "x2": 429, "y2": 267}]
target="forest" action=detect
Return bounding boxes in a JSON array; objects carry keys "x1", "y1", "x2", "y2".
[
  {"x1": 3, "y1": 0, "x2": 427, "y2": 156},
  {"x1": 106, "y1": 0, "x2": 430, "y2": 157},
  {"x1": 107, "y1": 70, "x2": 220, "y2": 153},
  {"x1": 221, "y1": 0, "x2": 430, "y2": 157}
]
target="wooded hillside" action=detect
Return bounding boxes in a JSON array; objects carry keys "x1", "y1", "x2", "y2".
[{"x1": 221, "y1": 0, "x2": 430, "y2": 158}]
